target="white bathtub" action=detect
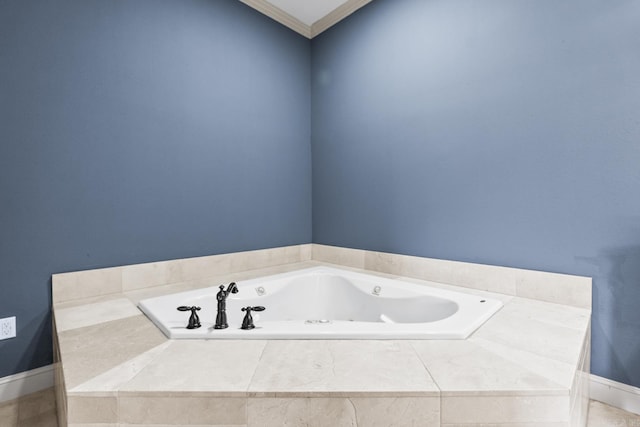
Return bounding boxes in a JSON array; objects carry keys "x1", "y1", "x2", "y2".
[{"x1": 138, "y1": 266, "x2": 503, "y2": 339}]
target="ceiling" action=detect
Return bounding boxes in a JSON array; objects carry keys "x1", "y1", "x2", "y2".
[{"x1": 240, "y1": 0, "x2": 374, "y2": 38}]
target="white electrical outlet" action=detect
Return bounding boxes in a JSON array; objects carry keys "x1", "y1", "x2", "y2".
[{"x1": 0, "y1": 316, "x2": 16, "y2": 340}]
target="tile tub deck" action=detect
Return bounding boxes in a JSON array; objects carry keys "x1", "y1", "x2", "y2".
[{"x1": 53, "y1": 255, "x2": 591, "y2": 426}]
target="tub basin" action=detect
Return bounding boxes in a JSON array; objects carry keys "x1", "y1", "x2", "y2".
[{"x1": 138, "y1": 266, "x2": 502, "y2": 339}]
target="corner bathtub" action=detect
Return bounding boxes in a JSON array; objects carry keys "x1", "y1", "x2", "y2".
[{"x1": 138, "y1": 266, "x2": 503, "y2": 339}]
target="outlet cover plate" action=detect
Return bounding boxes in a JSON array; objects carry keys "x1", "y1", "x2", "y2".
[{"x1": 0, "y1": 316, "x2": 16, "y2": 340}]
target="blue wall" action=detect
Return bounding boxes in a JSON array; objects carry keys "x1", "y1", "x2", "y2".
[
  {"x1": 0, "y1": 0, "x2": 311, "y2": 378},
  {"x1": 312, "y1": 0, "x2": 640, "y2": 387},
  {"x1": 1, "y1": 0, "x2": 638, "y2": 391}
]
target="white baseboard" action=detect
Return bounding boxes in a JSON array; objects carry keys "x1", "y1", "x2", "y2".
[
  {"x1": 591, "y1": 374, "x2": 640, "y2": 416},
  {"x1": 0, "y1": 365, "x2": 54, "y2": 403}
]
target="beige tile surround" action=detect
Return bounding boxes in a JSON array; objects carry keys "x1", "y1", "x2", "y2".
[
  {"x1": 4, "y1": 394, "x2": 640, "y2": 426},
  {"x1": 52, "y1": 244, "x2": 592, "y2": 426}
]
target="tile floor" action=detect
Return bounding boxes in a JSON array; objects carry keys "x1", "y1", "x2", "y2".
[
  {"x1": 0, "y1": 388, "x2": 57, "y2": 427},
  {"x1": 588, "y1": 401, "x2": 640, "y2": 427},
  {"x1": 0, "y1": 388, "x2": 637, "y2": 426}
]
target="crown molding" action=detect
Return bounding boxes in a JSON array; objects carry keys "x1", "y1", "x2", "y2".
[
  {"x1": 311, "y1": 0, "x2": 373, "y2": 38},
  {"x1": 240, "y1": 0, "x2": 311, "y2": 38},
  {"x1": 240, "y1": 0, "x2": 373, "y2": 39}
]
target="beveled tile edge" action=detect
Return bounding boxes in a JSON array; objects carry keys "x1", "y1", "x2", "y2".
[
  {"x1": 312, "y1": 245, "x2": 591, "y2": 309},
  {"x1": 67, "y1": 390, "x2": 119, "y2": 398},
  {"x1": 442, "y1": 424, "x2": 569, "y2": 427},
  {"x1": 116, "y1": 390, "x2": 252, "y2": 398},
  {"x1": 55, "y1": 297, "x2": 141, "y2": 333},
  {"x1": 105, "y1": 390, "x2": 441, "y2": 399},
  {"x1": 68, "y1": 424, "x2": 119, "y2": 427},
  {"x1": 116, "y1": 425, "x2": 237, "y2": 427},
  {"x1": 246, "y1": 390, "x2": 441, "y2": 398},
  {"x1": 116, "y1": 425, "x2": 229, "y2": 427},
  {"x1": 438, "y1": 389, "x2": 570, "y2": 397}
]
